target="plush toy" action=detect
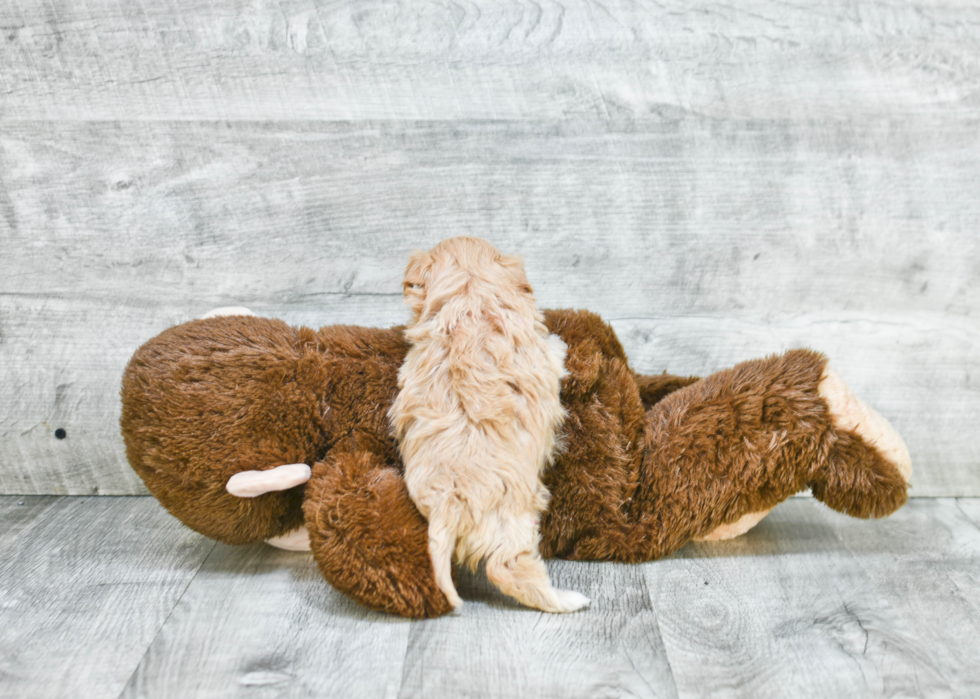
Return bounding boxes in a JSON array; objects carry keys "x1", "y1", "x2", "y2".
[{"x1": 120, "y1": 308, "x2": 911, "y2": 618}]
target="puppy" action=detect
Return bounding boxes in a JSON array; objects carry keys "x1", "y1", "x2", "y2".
[{"x1": 389, "y1": 237, "x2": 590, "y2": 613}]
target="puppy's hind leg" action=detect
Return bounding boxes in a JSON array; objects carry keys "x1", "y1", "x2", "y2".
[
  {"x1": 426, "y1": 499, "x2": 464, "y2": 610},
  {"x1": 484, "y1": 518, "x2": 590, "y2": 614}
]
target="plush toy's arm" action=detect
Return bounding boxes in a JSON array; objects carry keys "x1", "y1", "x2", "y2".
[
  {"x1": 303, "y1": 450, "x2": 453, "y2": 618},
  {"x1": 634, "y1": 372, "x2": 700, "y2": 409}
]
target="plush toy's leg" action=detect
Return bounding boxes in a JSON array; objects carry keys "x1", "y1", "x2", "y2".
[
  {"x1": 615, "y1": 349, "x2": 910, "y2": 560},
  {"x1": 304, "y1": 451, "x2": 454, "y2": 618}
]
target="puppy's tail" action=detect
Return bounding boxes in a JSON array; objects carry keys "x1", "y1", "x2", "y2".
[{"x1": 427, "y1": 498, "x2": 464, "y2": 610}]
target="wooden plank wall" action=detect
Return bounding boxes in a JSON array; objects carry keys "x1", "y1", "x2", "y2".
[{"x1": 1, "y1": 0, "x2": 978, "y2": 496}]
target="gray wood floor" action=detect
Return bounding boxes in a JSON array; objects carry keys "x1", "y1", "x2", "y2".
[{"x1": 3, "y1": 496, "x2": 980, "y2": 698}]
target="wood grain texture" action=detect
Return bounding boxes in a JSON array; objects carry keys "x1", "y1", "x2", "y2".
[
  {"x1": 119, "y1": 542, "x2": 413, "y2": 699},
  {"x1": 957, "y1": 498, "x2": 980, "y2": 530},
  {"x1": 0, "y1": 495, "x2": 61, "y2": 548},
  {"x1": 119, "y1": 549, "x2": 676, "y2": 699},
  {"x1": 649, "y1": 498, "x2": 980, "y2": 698},
  {"x1": 1, "y1": 0, "x2": 979, "y2": 121},
  {"x1": 823, "y1": 498, "x2": 980, "y2": 695},
  {"x1": 1, "y1": 119, "x2": 977, "y2": 495},
  {"x1": 398, "y1": 562, "x2": 677, "y2": 699},
  {"x1": 0, "y1": 496, "x2": 215, "y2": 699},
  {"x1": 3, "y1": 496, "x2": 979, "y2": 698}
]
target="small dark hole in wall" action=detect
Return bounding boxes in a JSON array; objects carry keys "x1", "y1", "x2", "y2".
[{"x1": 55, "y1": 428, "x2": 67, "y2": 440}]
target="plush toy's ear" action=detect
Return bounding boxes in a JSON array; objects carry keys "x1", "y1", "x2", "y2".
[{"x1": 403, "y1": 250, "x2": 431, "y2": 320}]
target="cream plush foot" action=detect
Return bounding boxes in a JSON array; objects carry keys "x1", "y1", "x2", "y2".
[
  {"x1": 695, "y1": 509, "x2": 773, "y2": 542},
  {"x1": 818, "y1": 366, "x2": 912, "y2": 482},
  {"x1": 265, "y1": 526, "x2": 312, "y2": 552}
]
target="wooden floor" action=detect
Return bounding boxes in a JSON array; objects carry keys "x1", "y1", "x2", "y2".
[{"x1": 2, "y1": 496, "x2": 979, "y2": 698}]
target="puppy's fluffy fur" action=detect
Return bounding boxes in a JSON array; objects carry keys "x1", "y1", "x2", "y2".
[{"x1": 389, "y1": 237, "x2": 589, "y2": 613}]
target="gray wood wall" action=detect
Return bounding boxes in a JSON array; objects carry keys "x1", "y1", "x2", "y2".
[{"x1": 1, "y1": 0, "x2": 978, "y2": 496}]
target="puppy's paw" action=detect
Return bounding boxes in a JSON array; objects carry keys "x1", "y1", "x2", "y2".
[{"x1": 551, "y1": 589, "x2": 591, "y2": 613}]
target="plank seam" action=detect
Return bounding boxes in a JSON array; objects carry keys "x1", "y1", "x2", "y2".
[
  {"x1": 114, "y1": 537, "x2": 219, "y2": 699},
  {"x1": 954, "y1": 498, "x2": 980, "y2": 532},
  {"x1": 639, "y1": 565, "x2": 682, "y2": 699},
  {"x1": 0, "y1": 495, "x2": 66, "y2": 551}
]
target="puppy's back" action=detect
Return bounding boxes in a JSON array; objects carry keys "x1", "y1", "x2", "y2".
[
  {"x1": 389, "y1": 238, "x2": 587, "y2": 614},
  {"x1": 391, "y1": 241, "x2": 566, "y2": 503}
]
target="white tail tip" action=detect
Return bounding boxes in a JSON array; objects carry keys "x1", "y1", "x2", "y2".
[{"x1": 551, "y1": 589, "x2": 591, "y2": 613}]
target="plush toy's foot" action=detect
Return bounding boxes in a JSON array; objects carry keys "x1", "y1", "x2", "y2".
[
  {"x1": 201, "y1": 306, "x2": 256, "y2": 318},
  {"x1": 809, "y1": 366, "x2": 911, "y2": 518},
  {"x1": 226, "y1": 463, "x2": 312, "y2": 498},
  {"x1": 694, "y1": 509, "x2": 773, "y2": 542},
  {"x1": 265, "y1": 525, "x2": 312, "y2": 552},
  {"x1": 818, "y1": 367, "x2": 912, "y2": 481}
]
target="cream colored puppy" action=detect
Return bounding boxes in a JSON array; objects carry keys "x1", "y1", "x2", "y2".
[{"x1": 389, "y1": 237, "x2": 589, "y2": 614}]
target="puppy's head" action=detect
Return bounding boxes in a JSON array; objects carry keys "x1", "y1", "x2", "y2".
[{"x1": 402, "y1": 237, "x2": 534, "y2": 324}]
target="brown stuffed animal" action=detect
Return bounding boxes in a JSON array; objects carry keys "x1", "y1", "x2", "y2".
[{"x1": 120, "y1": 309, "x2": 911, "y2": 618}]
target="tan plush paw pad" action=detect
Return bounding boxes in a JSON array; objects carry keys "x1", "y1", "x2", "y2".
[
  {"x1": 818, "y1": 367, "x2": 912, "y2": 482},
  {"x1": 695, "y1": 509, "x2": 772, "y2": 542},
  {"x1": 265, "y1": 525, "x2": 312, "y2": 552}
]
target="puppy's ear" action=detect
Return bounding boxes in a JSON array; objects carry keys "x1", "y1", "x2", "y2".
[
  {"x1": 404, "y1": 250, "x2": 429, "y2": 289},
  {"x1": 403, "y1": 250, "x2": 431, "y2": 318},
  {"x1": 498, "y1": 253, "x2": 534, "y2": 296}
]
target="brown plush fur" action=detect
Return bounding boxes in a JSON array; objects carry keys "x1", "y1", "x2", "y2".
[
  {"x1": 636, "y1": 372, "x2": 701, "y2": 409},
  {"x1": 305, "y1": 451, "x2": 454, "y2": 618},
  {"x1": 121, "y1": 309, "x2": 910, "y2": 618}
]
